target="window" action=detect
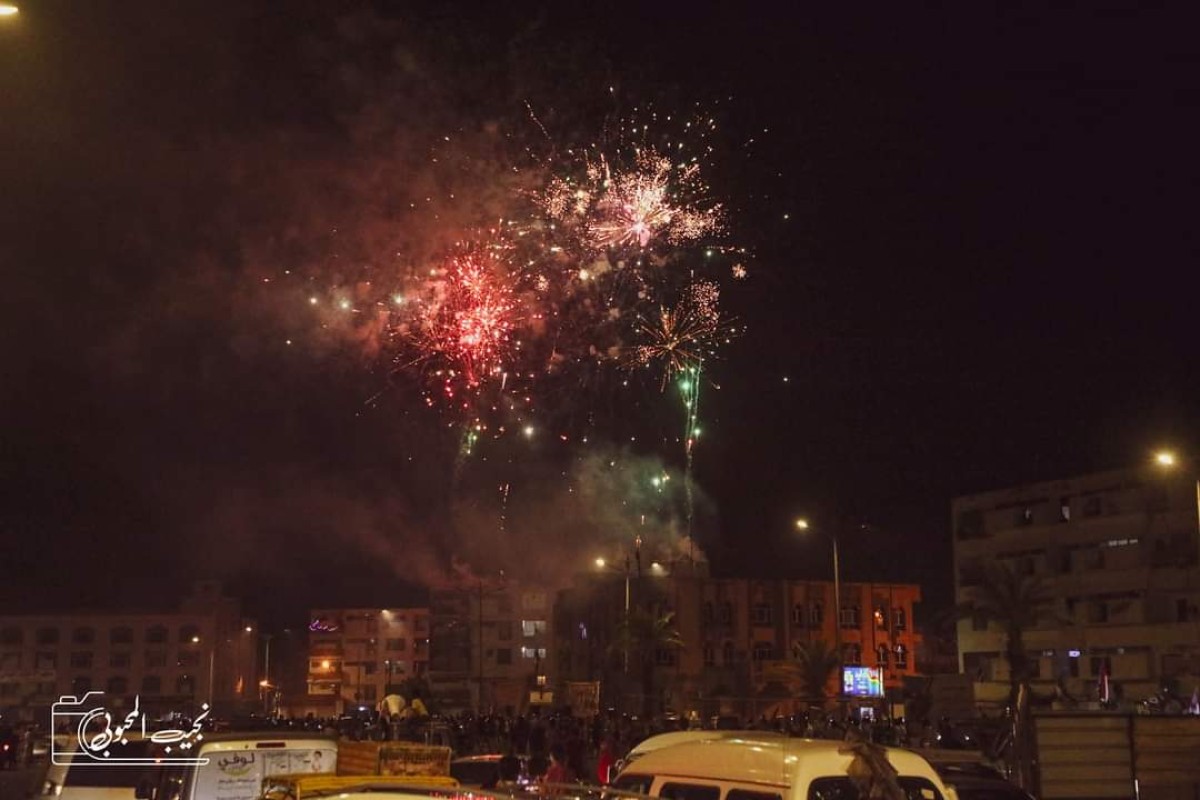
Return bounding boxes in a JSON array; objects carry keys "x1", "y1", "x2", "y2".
[
  {"x1": 876, "y1": 645, "x2": 889, "y2": 667},
  {"x1": 141, "y1": 675, "x2": 162, "y2": 694},
  {"x1": 1177, "y1": 599, "x2": 1191, "y2": 623},
  {"x1": 71, "y1": 677, "x2": 90, "y2": 695},
  {"x1": 498, "y1": 622, "x2": 513, "y2": 641},
  {"x1": 1068, "y1": 653, "x2": 1080, "y2": 678},
  {"x1": 752, "y1": 604, "x2": 772, "y2": 625},
  {"x1": 892, "y1": 608, "x2": 907, "y2": 629},
  {"x1": 702, "y1": 602, "x2": 714, "y2": 623},
  {"x1": 384, "y1": 637, "x2": 403, "y2": 651},
  {"x1": 35, "y1": 652, "x2": 57, "y2": 670},
  {"x1": 0, "y1": 682, "x2": 16, "y2": 697},
  {"x1": 613, "y1": 775, "x2": 654, "y2": 795},
  {"x1": 179, "y1": 624, "x2": 200, "y2": 643},
  {"x1": 1090, "y1": 656, "x2": 1112, "y2": 678},
  {"x1": 844, "y1": 644, "x2": 861, "y2": 665},
  {"x1": 728, "y1": 792, "x2": 782, "y2": 800},
  {"x1": 106, "y1": 676, "x2": 129, "y2": 694},
  {"x1": 703, "y1": 645, "x2": 715, "y2": 666},
  {"x1": 972, "y1": 613, "x2": 988, "y2": 631},
  {"x1": 655, "y1": 648, "x2": 678, "y2": 666},
  {"x1": 72, "y1": 627, "x2": 96, "y2": 645},
  {"x1": 176, "y1": 675, "x2": 196, "y2": 696},
  {"x1": 363, "y1": 662, "x2": 376, "y2": 675},
  {"x1": 360, "y1": 685, "x2": 377, "y2": 703},
  {"x1": 414, "y1": 640, "x2": 428, "y2": 656},
  {"x1": 874, "y1": 607, "x2": 888, "y2": 630},
  {"x1": 36, "y1": 627, "x2": 60, "y2": 645},
  {"x1": 1083, "y1": 496, "x2": 1102, "y2": 517},
  {"x1": 1018, "y1": 507, "x2": 1034, "y2": 526},
  {"x1": 69, "y1": 652, "x2": 93, "y2": 668},
  {"x1": 522, "y1": 620, "x2": 547, "y2": 637},
  {"x1": 178, "y1": 651, "x2": 200, "y2": 667},
  {"x1": 723, "y1": 642, "x2": 735, "y2": 665},
  {"x1": 110, "y1": 626, "x2": 134, "y2": 645},
  {"x1": 520, "y1": 647, "x2": 547, "y2": 660},
  {"x1": 145, "y1": 625, "x2": 167, "y2": 644},
  {"x1": 145, "y1": 651, "x2": 167, "y2": 669},
  {"x1": 496, "y1": 596, "x2": 512, "y2": 614},
  {"x1": 719, "y1": 602, "x2": 733, "y2": 624},
  {"x1": 109, "y1": 652, "x2": 131, "y2": 669},
  {"x1": 660, "y1": 783, "x2": 721, "y2": 800},
  {"x1": 955, "y1": 508, "x2": 984, "y2": 540},
  {"x1": 752, "y1": 642, "x2": 774, "y2": 662},
  {"x1": 839, "y1": 606, "x2": 860, "y2": 628},
  {"x1": 0, "y1": 627, "x2": 21, "y2": 646},
  {"x1": 1060, "y1": 497, "x2": 1071, "y2": 522},
  {"x1": 792, "y1": 605, "x2": 806, "y2": 626},
  {"x1": 894, "y1": 644, "x2": 908, "y2": 669},
  {"x1": 808, "y1": 776, "x2": 944, "y2": 800},
  {"x1": 810, "y1": 602, "x2": 823, "y2": 626},
  {"x1": 496, "y1": 648, "x2": 512, "y2": 665}
]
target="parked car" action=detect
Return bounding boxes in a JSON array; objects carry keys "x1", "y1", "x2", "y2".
[{"x1": 449, "y1": 753, "x2": 533, "y2": 789}]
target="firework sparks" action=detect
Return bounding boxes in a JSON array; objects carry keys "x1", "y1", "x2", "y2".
[
  {"x1": 632, "y1": 280, "x2": 724, "y2": 382},
  {"x1": 412, "y1": 243, "x2": 519, "y2": 393},
  {"x1": 542, "y1": 149, "x2": 722, "y2": 254}
]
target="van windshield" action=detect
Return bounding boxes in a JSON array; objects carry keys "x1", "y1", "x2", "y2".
[
  {"x1": 809, "y1": 777, "x2": 944, "y2": 800},
  {"x1": 64, "y1": 741, "x2": 156, "y2": 787}
]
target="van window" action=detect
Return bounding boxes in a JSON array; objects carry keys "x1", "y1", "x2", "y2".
[
  {"x1": 809, "y1": 777, "x2": 943, "y2": 800},
  {"x1": 661, "y1": 782, "x2": 722, "y2": 800},
  {"x1": 613, "y1": 774, "x2": 654, "y2": 794},
  {"x1": 728, "y1": 790, "x2": 784, "y2": 800}
]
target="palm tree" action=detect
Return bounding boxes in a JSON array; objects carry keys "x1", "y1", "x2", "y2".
[
  {"x1": 792, "y1": 639, "x2": 841, "y2": 704},
  {"x1": 958, "y1": 561, "x2": 1053, "y2": 791},
  {"x1": 612, "y1": 607, "x2": 684, "y2": 717}
]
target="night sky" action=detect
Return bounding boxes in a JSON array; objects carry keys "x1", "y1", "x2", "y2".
[{"x1": 2, "y1": 3, "x2": 1197, "y2": 626}]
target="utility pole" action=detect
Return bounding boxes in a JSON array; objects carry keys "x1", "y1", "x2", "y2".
[{"x1": 477, "y1": 579, "x2": 484, "y2": 714}]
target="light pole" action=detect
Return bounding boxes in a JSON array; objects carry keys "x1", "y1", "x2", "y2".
[
  {"x1": 192, "y1": 635, "x2": 214, "y2": 706},
  {"x1": 796, "y1": 518, "x2": 843, "y2": 678},
  {"x1": 594, "y1": 556, "x2": 631, "y2": 673}
]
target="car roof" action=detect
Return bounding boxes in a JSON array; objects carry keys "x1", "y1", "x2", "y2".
[
  {"x1": 629, "y1": 730, "x2": 786, "y2": 757},
  {"x1": 619, "y1": 737, "x2": 946, "y2": 789}
]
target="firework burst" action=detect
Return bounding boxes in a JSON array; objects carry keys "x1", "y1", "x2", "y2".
[
  {"x1": 632, "y1": 280, "x2": 724, "y2": 383},
  {"x1": 408, "y1": 241, "x2": 520, "y2": 401}
]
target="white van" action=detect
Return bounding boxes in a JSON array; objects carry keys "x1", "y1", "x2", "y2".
[
  {"x1": 612, "y1": 735, "x2": 957, "y2": 800},
  {"x1": 135, "y1": 731, "x2": 337, "y2": 800}
]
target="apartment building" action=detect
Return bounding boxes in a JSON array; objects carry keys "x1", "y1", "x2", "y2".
[
  {"x1": 555, "y1": 569, "x2": 923, "y2": 719},
  {"x1": 953, "y1": 464, "x2": 1200, "y2": 706},
  {"x1": 302, "y1": 607, "x2": 430, "y2": 717},
  {"x1": 427, "y1": 581, "x2": 554, "y2": 713},
  {"x1": 0, "y1": 581, "x2": 256, "y2": 721}
]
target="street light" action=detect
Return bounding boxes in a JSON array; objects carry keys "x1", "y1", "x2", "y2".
[
  {"x1": 1155, "y1": 450, "x2": 1177, "y2": 468},
  {"x1": 594, "y1": 555, "x2": 632, "y2": 673},
  {"x1": 0, "y1": 5, "x2": 19, "y2": 17},
  {"x1": 796, "y1": 517, "x2": 843, "y2": 673}
]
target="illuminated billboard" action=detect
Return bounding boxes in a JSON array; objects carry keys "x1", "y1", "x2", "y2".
[{"x1": 842, "y1": 666, "x2": 884, "y2": 697}]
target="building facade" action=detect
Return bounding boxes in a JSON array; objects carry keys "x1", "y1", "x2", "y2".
[
  {"x1": 427, "y1": 581, "x2": 554, "y2": 714},
  {"x1": 0, "y1": 581, "x2": 257, "y2": 722},
  {"x1": 555, "y1": 570, "x2": 923, "y2": 720},
  {"x1": 301, "y1": 607, "x2": 430, "y2": 717},
  {"x1": 953, "y1": 465, "x2": 1200, "y2": 707}
]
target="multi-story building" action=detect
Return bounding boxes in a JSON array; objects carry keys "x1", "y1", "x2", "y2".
[
  {"x1": 301, "y1": 607, "x2": 430, "y2": 717},
  {"x1": 0, "y1": 580, "x2": 257, "y2": 721},
  {"x1": 555, "y1": 567, "x2": 923, "y2": 720},
  {"x1": 952, "y1": 463, "x2": 1200, "y2": 707},
  {"x1": 428, "y1": 581, "x2": 554, "y2": 713}
]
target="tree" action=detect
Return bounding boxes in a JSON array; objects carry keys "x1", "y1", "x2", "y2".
[
  {"x1": 612, "y1": 608, "x2": 684, "y2": 718},
  {"x1": 958, "y1": 561, "x2": 1054, "y2": 791},
  {"x1": 792, "y1": 639, "x2": 841, "y2": 704}
]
